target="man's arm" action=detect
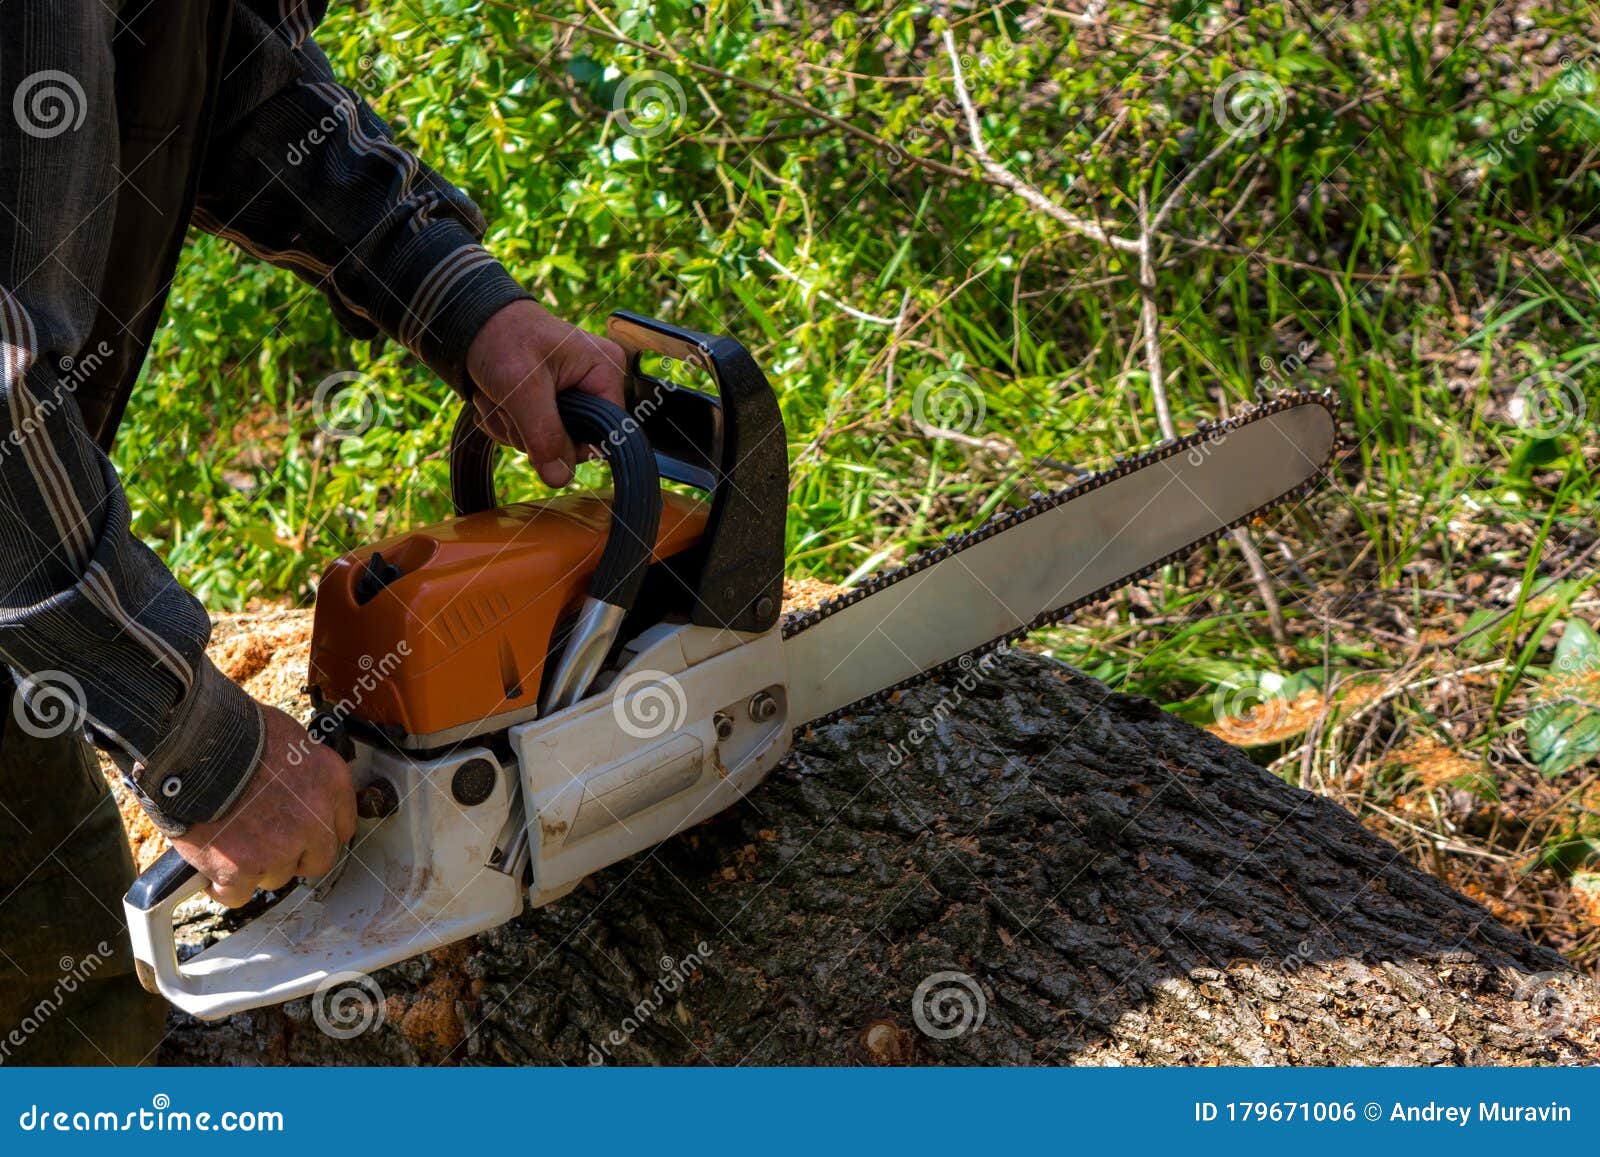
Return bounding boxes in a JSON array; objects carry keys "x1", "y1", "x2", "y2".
[
  {"x1": 0, "y1": 5, "x2": 270, "y2": 835},
  {"x1": 198, "y1": 4, "x2": 625, "y2": 487}
]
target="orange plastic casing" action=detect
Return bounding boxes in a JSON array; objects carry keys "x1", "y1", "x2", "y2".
[{"x1": 308, "y1": 491, "x2": 709, "y2": 740}]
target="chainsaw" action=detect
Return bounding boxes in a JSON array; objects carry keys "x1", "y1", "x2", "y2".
[{"x1": 125, "y1": 311, "x2": 1340, "y2": 1021}]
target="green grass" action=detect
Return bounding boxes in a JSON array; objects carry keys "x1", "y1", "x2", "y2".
[{"x1": 119, "y1": 2, "x2": 1600, "y2": 957}]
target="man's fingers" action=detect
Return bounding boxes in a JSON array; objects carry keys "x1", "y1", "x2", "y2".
[
  {"x1": 576, "y1": 337, "x2": 628, "y2": 409},
  {"x1": 505, "y1": 380, "x2": 577, "y2": 488},
  {"x1": 472, "y1": 396, "x2": 523, "y2": 454},
  {"x1": 333, "y1": 780, "x2": 358, "y2": 845},
  {"x1": 295, "y1": 833, "x2": 341, "y2": 880},
  {"x1": 255, "y1": 865, "x2": 298, "y2": 894},
  {"x1": 207, "y1": 876, "x2": 257, "y2": 909}
]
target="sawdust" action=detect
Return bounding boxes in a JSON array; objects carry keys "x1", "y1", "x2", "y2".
[
  {"x1": 782, "y1": 575, "x2": 842, "y2": 614},
  {"x1": 390, "y1": 943, "x2": 472, "y2": 1059},
  {"x1": 207, "y1": 609, "x2": 315, "y2": 714},
  {"x1": 1205, "y1": 688, "x2": 1327, "y2": 747}
]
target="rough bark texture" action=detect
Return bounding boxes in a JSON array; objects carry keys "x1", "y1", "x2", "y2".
[{"x1": 158, "y1": 651, "x2": 1600, "y2": 1066}]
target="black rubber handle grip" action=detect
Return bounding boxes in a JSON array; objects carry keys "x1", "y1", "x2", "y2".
[
  {"x1": 125, "y1": 846, "x2": 196, "y2": 912},
  {"x1": 449, "y1": 392, "x2": 663, "y2": 610}
]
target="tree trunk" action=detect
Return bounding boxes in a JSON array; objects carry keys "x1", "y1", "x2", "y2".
[{"x1": 158, "y1": 650, "x2": 1600, "y2": 1066}]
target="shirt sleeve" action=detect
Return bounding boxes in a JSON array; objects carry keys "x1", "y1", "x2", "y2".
[
  {"x1": 195, "y1": 2, "x2": 534, "y2": 395},
  {"x1": 0, "y1": 4, "x2": 263, "y2": 835}
]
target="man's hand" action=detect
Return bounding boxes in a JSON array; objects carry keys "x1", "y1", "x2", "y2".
[
  {"x1": 171, "y1": 705, "x2": 358, "y2": 908},
  {"x1": 466, "y1": 300, "x2": 627, "y2": 488}
]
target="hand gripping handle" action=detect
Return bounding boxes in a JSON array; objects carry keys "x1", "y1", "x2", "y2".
[{"x1": 450, "y1": 390, "x2": 663, "y2": 612}]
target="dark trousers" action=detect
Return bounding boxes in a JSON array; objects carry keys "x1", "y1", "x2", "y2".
[{"x1": 0, "y1": 683, "x2": 167, "y2": 1064}]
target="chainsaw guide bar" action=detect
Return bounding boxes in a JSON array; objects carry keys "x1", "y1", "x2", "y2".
[{"x1": 781, "y1": 390, "x2": 1342, "y2": 733}]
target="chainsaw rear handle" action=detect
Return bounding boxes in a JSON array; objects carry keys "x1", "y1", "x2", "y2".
[
  {"x1": 451, "y1": 390, "x2": 663, "y2": 611},
  {"x1": 124, "y1": 720, "x2": 355, "y2": 996}
]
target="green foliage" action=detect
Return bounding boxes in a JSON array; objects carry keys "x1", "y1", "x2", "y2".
[{"x1": 1528, "y1": 619, "x2": 1600, "y2": 778}]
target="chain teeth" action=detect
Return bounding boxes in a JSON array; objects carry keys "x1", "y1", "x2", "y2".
[{"x1": 785, "y1": 391, "x2": 1343, "y2": 735}]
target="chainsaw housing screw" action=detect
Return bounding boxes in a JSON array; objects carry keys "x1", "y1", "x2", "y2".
[
  {"x1": 452, "y1": 758, "x2": 498, "y2": 807},
  {"x1": 714, "y1": 711, "x2": 734, "y2": 739},
  {"x1": 747, "y1": 691, "x2": 779, "y2": 723},
  {"x1": 356, "y1": 778, "x2": 400, "y2": 820}
]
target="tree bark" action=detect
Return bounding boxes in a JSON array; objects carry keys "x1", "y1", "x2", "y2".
[{"x1": 158, "y1": 650, "x2": 1600, "y2": 1066}]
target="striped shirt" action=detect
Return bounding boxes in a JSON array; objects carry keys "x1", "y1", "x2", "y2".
[{"x1": 0, "y1": 1, "x2": 531, "y2": 832}]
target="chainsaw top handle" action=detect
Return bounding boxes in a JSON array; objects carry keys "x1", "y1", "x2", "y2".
[
  {"x1": 451, "y1": 311, "x2": 788, "y2": 635},
  {"x1": 451, "y1": 390, "x2": 663, "y2": 613}
]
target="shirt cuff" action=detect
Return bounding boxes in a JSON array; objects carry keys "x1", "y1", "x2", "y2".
[
  {"x1": 385, "y1": 221, "x2": 533, "y2": 397},
  {"x1": 129, "y1": 656, "x2": 265, "y2": 834}
]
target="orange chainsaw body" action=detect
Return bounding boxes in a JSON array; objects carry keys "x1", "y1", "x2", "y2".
[{"x1": 308, "y1": 491, "x2": 709, "y2": 739}]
